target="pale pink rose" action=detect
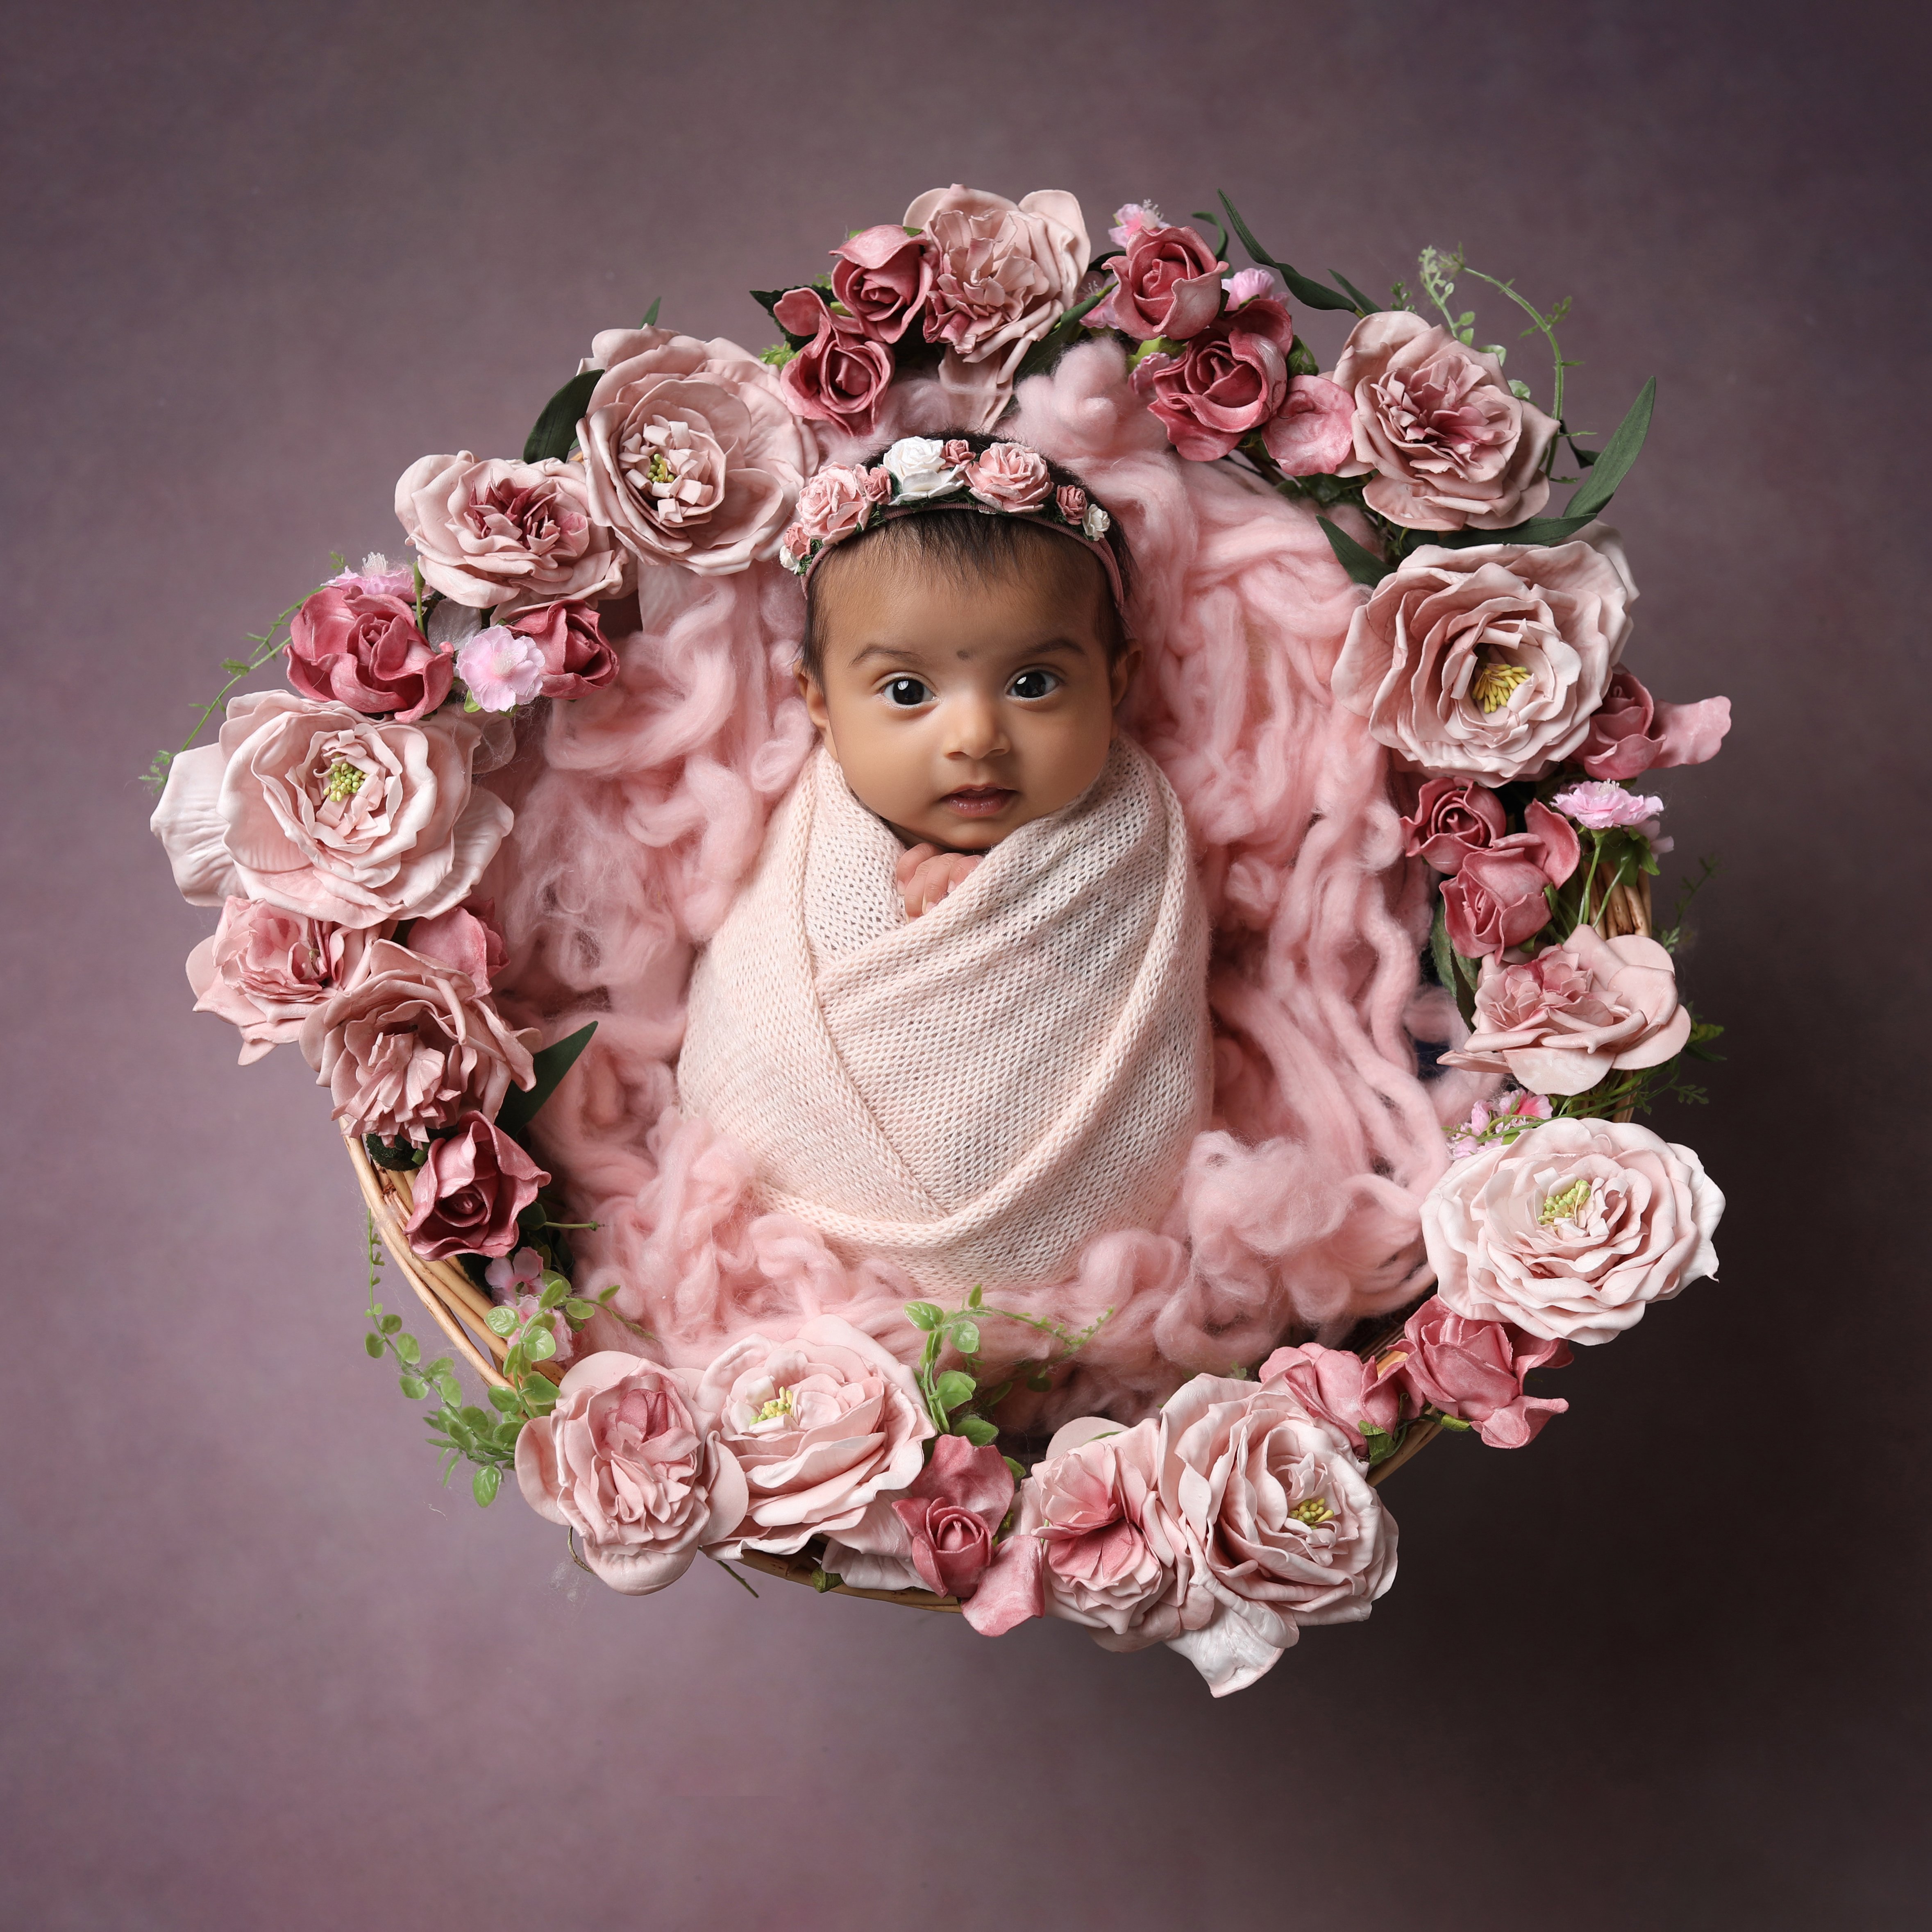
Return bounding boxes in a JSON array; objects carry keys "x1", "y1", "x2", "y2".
[
  {"x1": 1130, "y1": 296, "x2": 1294, "y2": 461},
  {"x1": 515, "y1": 1353, "x2": 749, "y2": 1596},
  {"x1": 1332, "y1": 529, "x2": 1636, "y2": 783},
  {"x1": 792, "y1": 463, "x2": 891, "y2": 545},
  {"x1": 393, "y1": 453, "x2": 624, "y2": 610},
  {"x1": 830, "y1": 224, "x2": 936, "y2": 343},
  {"x1": 186, "y1": 896, "x2": 378, "y2": 1064},
  {"x1": 1092, "y1": 215, "x2": 1226, "y2": 341},
  {"x1": 1263, "y1": 374, "x2": 1357, "y2": 476},
  {"x1": 1055, "y1": 484, "x2": 1087, "y2": 523},
  {"x1": 1333, "y1": 310, "x2": 1560, "y2": 531},
  {"x1": 150, "y1": 691, "x2": 513, "y2": 929},
  {"x1": 1446, "y1": 1090, "x2": 1551, "y2": 1159},
  {"x1": 694, "y1": 1315, "x2": 933, "y2": 1556},
  {"x1": 1423, "y1": 1117, "x2": 1724, "y2": 1345},
  {"x1": 1439, "y1": 800, "x2": 1580, "y2": 956},
  {"x1": 1221, "y1": 268, "x2": 1280, "y2": 309},
  {"x1": 1578, "y1": 667, "x2": 1733, "y2": 781},
  {"x1": 939, "y1": 438, "x2": 974, "y2": 466},
  {"x1": 894, "y1": 842, "x2": 982, "y2": 918},
  {"x1": 406, "y1": 897, "x2": 506, "y2": 994},
  {"x1": 1401, "y1": 776, "x2": 1508, "y2": 870},
  {"x1": 503, "y1": 600, "x2": 620, "y2": 701},
  {"x1": 960, "y1": 440, "x2": 1053, "y2": 512},
  {"x1": 1549, "y1": 778, "x2": 1664, "y2": 829},
  {"x1": 456, "y1": 625, "x2": 547, "y2": 712},
  {"x1": 771, "y1": 288, "x2": 895, "y2": 437},
  {"x1": 1442, "y1": 926, "x2": 1693, "y2": 1095},
  {"x1": 1381, "y1": 1300, "x2": 1570, "y2": 1448},
  {"x1": 1257, "y1": 1342, "x2": 1419, "y2": 1462},
  {"x1": 286, "y1": 585, "x2": 450, "y2": 723},
  {"x1": 904, "y1": 184, "x2": 1090, "y2": 429},
  {"x1": 298, "y1": 937, "x2": 536, "y2": 1142},
  {"x1": 578, "y1": 325, "x2": 815, "y2": 576},
  {"x1": 889, "y1": 1434, "x2": 1015, "y2": 1600},
  {"x1": 328, "y1": 552, "x2": 415, "y2": 598},
  {"x1": 402, "y1": 1112, "x2": 549, "y2": 1260}
]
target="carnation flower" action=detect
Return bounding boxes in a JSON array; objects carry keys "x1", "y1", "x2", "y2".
[
  {"x1": 328, "y1": 552, "x2": 415, "y2": 598},
  {"x1": 456, "y1": 626, "x2": 547, "y2": 713},
  {"x1": 1221, "y1": 268, "x2": 1281, "y2": 309},
  {"x1": 1550, "y1": 778, "x2": 1665, "y2": 829}
]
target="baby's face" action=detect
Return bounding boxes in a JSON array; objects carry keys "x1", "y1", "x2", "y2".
[{"x1": 799, "y1": 543, "x2": 1138, "y2": 852}]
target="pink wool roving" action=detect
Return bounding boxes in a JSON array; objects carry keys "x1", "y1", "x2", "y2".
[{"x1": 479, "y1": 341, "x2": 1480, "y2": 1432}]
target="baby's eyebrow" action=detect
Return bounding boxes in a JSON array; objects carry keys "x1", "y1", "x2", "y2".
[{"x1": 847, "y1": 641, "x2": 935, "y2": 669}]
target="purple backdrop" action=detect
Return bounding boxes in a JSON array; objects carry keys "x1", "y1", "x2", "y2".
[{"x1": 6, "y1": 2, "x2": 1926, "y2": 1925}]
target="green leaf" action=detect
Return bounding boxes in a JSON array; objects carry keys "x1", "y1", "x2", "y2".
[
  {"x1": 1217, "y1": 191, "x2": 1362, "y2": 312},
  {"x1": 522, "y1": 368, "x2": 601, "y2": 465},
  {"x1": 220, "y1": 656, "x2": 254, "y2": 674},
  {"x1": 596, "y1": 1284, "x2": 620, "y2": 1305},
  {"x1": 484, "y1": 1305, "x2": 518, "y2": 1337},
  {"x1": 1428, "y1": 898, "x2": 1458, "y2": 994},
  {"x1": 640, "y1": 296, "x2": 661, "y2": 328},
  {"x1": 496, "y1": 1022, "x2": 598, "y2": 1138},
  {"x1": 904, "y1": 1301, "x2": 944, "y2": 1333},
  {"x1": 955, "y1": 1415, "x2": 999, "y2": 1447},
  {"x1": 1317, "y1": 517, "x2": 1390, "y2": 588},
  {"x1": 486, "y1": 1384, "x2": 520, "y2": 1414},
  {"x1": 1435, "y1": 1412, "x2": 1475, "y2": 1432},
  {"x1": 563, "y1": 1297, "x2": 596, "y2": 1323},
  {"x1": 1328, "y1": 269, "x2": 1377, "y2": 313},
  {"x1": 1427, "y1": 513, "x2": 1600, "y2": 552},
  {"x1": 434, "y1": 1370, "x2": 462, "y2": 1405},
  {"x1": 394, "y1": 1333, "x2": 420, "y2": 1365},
  {"x1": 951, "y1": 1319, "x2": 981, "y2": 1357},
  {"x1": 1455, "y1": 946, "x2": 1481, "y2": 992},
  {"x1": 1012, "y1": 281, "x2": 1119, "y2": 382},
  {"x1": 399, "y1": 1375, "x2": 427, "y2": 1400},
  {"x1": 1563, "y1": 377, "x2": 1655, "y2": 522},
  {"x1": 459, "y1": 1405, "x2": 492, "y2": 1432},
  {"x1": 967, "y1": 1285, "x2": 984, "y2": 1309},
  {"x1": 1003, "y1": 1455, "x2": 1027, "y2": 1481},
  {"x1": 1025, "y1": 1370, "x2": 1053, "y2": 1393},
  {"x1": 538, "y1": 1281, "x2": 567, "y2": 1312},
  {"x1": 524, "y1": 1324, "x2": 557, "y2": 1362},
  {"x1": 363, "y1": 1332, "x2": 385, "y2": 1359},
  {"x1": 472, "y1": 1465, "x2": 502, "y2": 1507},
  {"x1": 810, "y1": 1567, "x2": 841, "y2": 1593},
  {"x1": 934, "y1": 1370, "x2": 977, "y2": 1412},
  {"x1": 380, "y1": 1313, "x2": 402, "y2": 1334}
]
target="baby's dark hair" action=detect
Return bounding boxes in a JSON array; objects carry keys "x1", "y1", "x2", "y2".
[{"x1": 797, "y1": 429, "x2": 1133, "y2": 684}]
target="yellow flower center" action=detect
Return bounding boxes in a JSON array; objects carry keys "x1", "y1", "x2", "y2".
[
  {"x1": 646, "y1": 451, "x2": 675, "y2": 486},
  {"x1": 751, "y1": 1387, "x2": 795, "y2": 1425},
  {"x1": 1288, "y1": 1497, "x2": 1336, "y2": 1528},
  {"x1": 1540, "y1": 1176, "x2": 1593, "y2": 1225},
  {"x1": 324, "y1": 759, "x2": 365, "y2": 802},
  {"x1": 1469, "y1": 659, "x2": 1532, "y2": 714}
]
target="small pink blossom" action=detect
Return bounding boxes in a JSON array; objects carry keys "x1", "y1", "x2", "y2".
[
  {"x1": 329, "y1": 552, "x2": 416, "y2": 598},
  {"x1": 889, "y1": 1433, "x2": 1015, "y2": 1600},
  {"x1": 484, "y1": 1246, "x2": 544, "y2": 1294},
  {"x1": 1447, "y1": 1090, "x2": 1551, "y2": 1159},
  {"x1": 1221, "y1": 268, "x2": 1280, "y2": 309},
  {"x1": 1550, "y1": 779, "x2": 1664, "y2": 830},
  {"x1": 1108, "y1": 201, "x2": 1161, "y2": 249},
  {"x1": 456, "y1": 626, "x2": 547, "y2": 713}
]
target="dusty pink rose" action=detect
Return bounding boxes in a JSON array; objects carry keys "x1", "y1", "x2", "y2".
[
  {"x1": 961, "y1": 440, "x2": 1053, "y2": 512},
  {"x1": 1423, "y1": 1116, "x2": 1724, "y2": 1345},
  {"x1": 829, "y1": 224, "x2": 936, "y2": 343},
  {"x1": 298, "y1": 937, "x2": 535, "y2": 1142},
  {"x1": 394, "y1": 453, "x2": 624, "y2": 610},
  {"x1": 939, "y1": 438, "x2": 973, "y2": 465},
  {"x1": 456, "y1": 625, "x2": 547, "y2": 712},
  {"x1": 1094, "y1": 214, "x2": 1226, "y2": 341},
  {"x1": 1440, "y1": 800, "x2": 1580, "y2": 956},
  {"x1": 1443, "y1": 926, "x2": 1692, "y2": 1095},
  {"x1": 792, "y1": 463, "x2": 892, "y2": 545},
  {"x1": 1333, "y1": 529, "x2": 1636, "y2": 782},
  {"x1": 1131, "y1": 296, "x2": 1294, "y2": 461},
  {"x1": 406, "y1": 897, "x2": 506, "y2": 994},
  {"x1": 771, "y1": 287, "x2": 895, "y2": 437},
  {"x1": 1381, "y1": 1300, "x2": 1570, "y2": 1449},
  {"x1": 150, "y1": 691, "x2": 513, "y2": 928},
  {"x1": 578, "y1": 325, "x2": 814, "y2": 576},
  {"x1": 402, "y1": 1112, "x2": 548, "y2": 1260},
  {"x1": 515, "y1": 1353, "x2": 749, "y2": 1596},
  {"x1": 186, "y1": 897, "x2": 378, "y2": 1064},
  {"x1": 889, "y1": 1433, "x2": 1016, "y2": 1600},
  {"x1": 503, "y1": 600, "x2": 620, "y2": 701},
  {"x1": 1578, "y1": 667, "x2": 1733, "y2": 781},
  {"x1": 1549, "y1": 778, "x2": 1664, "y2": 829},
  {"x1": 1333, "y1": 310, "x2": 1560, "y2": 531},
  {"x1": 1265, "y1": 374, "x2": 1358, "y2": 477},
  {"x1": 1055, "y1": 484, "x2": 1087, "y2": 523},
  {"x1": 1257, "y1": 1342, "x2": 1419, "y2": 1462},
  {"x1": 1401, "y1": 776, "x2": 1508, "y2": 870},
  {"x1": 694, "y1": 1316, "x2": 932, "y2": 1556},
  {"x1": 904, "y1": 184, "x2": 1090, "y2": 429},
  {"x1": 286, "y1": 585, "x2": 451, "y2": 724}
]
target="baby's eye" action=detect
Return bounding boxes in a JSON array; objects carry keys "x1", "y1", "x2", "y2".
[
  {"x1": 881, "y1": 676, "x2": 932, "y2": 708},
  {"x1": 1008, "y1": 668, "x2": 1060, "y2": 700}
]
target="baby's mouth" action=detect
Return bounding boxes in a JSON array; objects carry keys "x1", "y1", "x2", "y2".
[{"x1": 941, "y1": 785, "x2": 1016, "y2": 819}]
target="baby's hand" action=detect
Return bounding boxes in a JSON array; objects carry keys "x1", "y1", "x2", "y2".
[{"x1": 896, "y1": 843, "x2": 982, "y2": 919}]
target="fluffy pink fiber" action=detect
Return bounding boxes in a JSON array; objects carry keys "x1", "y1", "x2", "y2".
[{"x1": 482, "y1": 341, "x2": 1488, "y2": 1430}]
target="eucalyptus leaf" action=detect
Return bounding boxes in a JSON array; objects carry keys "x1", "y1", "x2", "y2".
[
  {"x1": 1563, "y1": 377, "x2": 1655, "y2": 522},
  {"x1": 1318, "y1": 517, "x2": 1390, "y2": 587},
  {"x1": 496, "y1": 1022, "x2": 598, "y2": 1139},
  {"x1": 524, "y1": 1325, "x2": 557, "y2": 1362},
  {"x1": 521, "y1": 368, "x2": 601, "y2": 465},
  {"x1": 399, "y1": 1375, "x2": 426, "y2": 1400},
  {"x1": 563, "y1": 1297, "x2": 596, "y2": 1323},
  {"x1": 395, "y1": 1333, "x2": 420, "y2": 1365},
  {"x1": 487, "y1": 1385, "x2": 520, "y2": 1414},
  {"x1": 538, "y1": 1281, "x2": 567, "y2": 1312}
]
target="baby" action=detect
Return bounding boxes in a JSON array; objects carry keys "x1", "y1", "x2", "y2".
[{"x1": 677, "y1": 434, "x2": 1212, "y2": 1294}]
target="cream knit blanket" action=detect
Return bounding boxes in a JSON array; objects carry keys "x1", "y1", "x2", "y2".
[{"x1": 677, "y1": 736, "x2": 1212, "y2": 1292}]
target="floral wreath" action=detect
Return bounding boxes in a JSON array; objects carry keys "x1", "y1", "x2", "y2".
[{"x1": 148, "y1": 185, "x2": 1730, "y2": 1697}]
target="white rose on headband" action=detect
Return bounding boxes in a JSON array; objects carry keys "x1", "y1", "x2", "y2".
[
  {"x1": 881, "y1": 437, "x2": 964, "y2": 501},
  {"x1": 1083, "y1": 503, "x2": 1112, "y2": 540}
]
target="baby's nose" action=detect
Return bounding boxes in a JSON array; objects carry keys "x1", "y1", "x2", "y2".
[{"x1": 943, "y1": 692, "x2": 1008, "y2": 759}]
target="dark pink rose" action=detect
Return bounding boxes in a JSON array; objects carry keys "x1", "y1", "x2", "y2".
[
  {"x1": 1262, "y1": 374, "x2": 1357, "y2": 477},
  {"x1": 1257, "y1": 1342, "x2": 1419, "y2": 1461},
  {"x1": 1401, "y1": 777, "x2": 1508, "y2": 871},
  {"x1": 1131, "y1": 297, "x2": 1296, "y2": 461},
  {"x1": 772, "y1": 287, "x2": 895, "y2": 438},
  {"x1": 1055, "y1": 484, "x2": 1087, "y2": 523},
  {"x1": 1579, "y1": 667, "x2": 1733, "y2": 781},
  {"x1": 829, "y1": 224, "x2": 935, "y2": 343},
  {"x1": 406, "y1": 896, "x2": 506, "y2": 994},
  {"x1": 1095, "y1": 217, "x2": 1226, "y2": 342},
  {"x1": 1382, "y1": 1300, "x2": 1570, "y2": 1449},
  {"x1": 1440, "y1": 799, "x2": 1580, "y2": 956},
  {"x1": 402, "y1": 1112, "x2": 549, "y2": 1260},
  {"x1": 504, "y1": 600, "x2": 620, "y2": 701},
  {"x1": 186, "y1": 896, "x2": 378, "y2": 1064},
  {"x1": 960, "y1": 440, "x2": 1053, "y2": 512},
  {"x1": 890, "y1": 1433, "x2": 1015, "y2": 1600},
  {"x1": 286, "y1": 586, "x2": 451, "y2": 723}
]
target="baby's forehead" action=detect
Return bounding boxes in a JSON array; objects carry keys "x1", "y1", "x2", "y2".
[{"x1": 818, "y1": 529, "x2": 1111, "y2": 638}]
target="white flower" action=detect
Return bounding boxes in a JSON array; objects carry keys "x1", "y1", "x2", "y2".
[
  {"x1": 1083, "y1": 502, "x2": 1112, "y2": 541},
  {"x1": 881, "y1": 436, "x2": 963, "y2": 501},
  {"x1": 456, "y1": 625, "x2": 547, "y2": 713}
]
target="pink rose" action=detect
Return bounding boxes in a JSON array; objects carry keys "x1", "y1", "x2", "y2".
[
  {"x1": 1578, "y1": 667, "x2": 1733, "y2": 781},
  {"x1": 455, "y1": 625, "x2": 547, "y2": 712},
  {"x1": 150, "y1": 691, "x2": 513, "y2": 928},
  {"x1": 1263, "y1": 373, "x2": 1358, "y2": 477},
  {"x1": 791, "y1": 463, "x2": 892, "y2": 545},
  {"x1": 960, "y1": 440, "x2": 1053, "y2": 512},
  {"x1": 1332, "y1": 530, "x2": 1636, "y2": 782},
  {"x1": 829, "y1": 224, "x2": 936, "y2": 343},
  {"x1": 939, "y1": 438, "x2": 973, "y2": 466},
  {"x1": 1384, "y1": 1300, "x2": 1570, "y2": 1449},
  {"x1": 1442, "y1": 926, "x2": 1692, "y2": 1094},
  {"x1": 694, "y1": 1315, "x2": 933, "y2": 1556},
  {"x1": 1257, "y1": 1342, "x2": 1419, "y2": 1461},
  {"x1": 889, "y1": 1433, "x2": 1016, "y2": 1600},
  {"x1": 578, "y1": 325, "x2": 814, "y2": 577},
  {"x1": 1333, "y1": 310, "x2": 1560, "y2": 531},
  {"x1": 904, "y1": 184, "x2": 1090, "y2": 429},
  {"x1": 1439, "y1": 800, "x2": 1580, "y2": 956},
  {"x1": 406, "y1": 896, "x2": 506, "y2": 994},
  {"x1": 771, "y1": 287, "x2": 896, "y2": 437},
  {"x1": 515, "y1": 1353, "x2": 749, "y2": 1596},
  {"x1": 1401, "y1": 776, "x2": 1508, "y2": 870},
  {"x1": 1423, "y1": 1117, "x2": 1724, "y2": 1345},
  {"x1": 393, "y1": 453, "x2": 624, "y2": 610},
  {"x1": 1130, "y1": 296, "x2": 1295, "y2": 461},
  {"x1": 298, "y1": 937, "x2": 536, "y2": 1142},
  {"x1": 503, "y1": 599, "x2": 620, "y2": 701},
  {"x1": 402, "y1": 1112, "x2": 549, "y2": 1260},
  {"x1": 285, "y1": 585, "x2": 451, "y2": 724},
  {"x1": 1055, "y1": 484, "x2": 1087, "y2": 523},
  {"x1": 1094, "y1": 215, "x2": 1226, "y2": 342},
  {"x1": 186, "y1": 896, "x2": 378, "y2": 1064}
]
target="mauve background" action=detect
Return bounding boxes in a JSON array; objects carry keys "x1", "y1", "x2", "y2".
[{"x1": 4, "y1": 1, "x2": 1926, "y2": 1925}]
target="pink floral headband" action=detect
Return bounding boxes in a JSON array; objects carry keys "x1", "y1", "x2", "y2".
[{"x1": 779, "y1": 436, "x2": 1122, "y2": 607}]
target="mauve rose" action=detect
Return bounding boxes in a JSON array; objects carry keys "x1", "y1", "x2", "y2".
[
  {"x1": 1131, "y1": 296, "x2": 1294, "y2": 461},
  {"x1": 186, "y1": 896, "x2": 378, "y2": 1064},
  {"x1": 402, "y1": 1112, "x2": 548, "y2": 1260},
  {"x1": 394, "y1": 453, "x2": 624, "y2": 610},
  {"x1": 1257, "y1": 1342, "x2": 1418, "y2": 1462},
  {"x1": 695, "y1": 1316, "x2": 932, "y2": 1556},
  {"x1": 1401, "y1": 776, "x2": 1508, "y2": 870},
  {"x1": 792, "y1": 463, "x2": 892, "y2": 545},
  {"x1": 1055, "y1": 484, "x2": 1087, "y2": 523},
  {"x1": 504, "y1": 599, "x2": 620, "y2": 701},
  {"x1": 1440, "y1": 800, "x2": 1580, "y2": 956},
  {"x1": 150, "y1": 691, "x2": 513, "y2": 929},
  {"x1": 1265, "y1": 374, "x2": 1358, "y2": 477},
  {"x1": 1384, "y1": 1300, "x2": 1570, "y2": 1449},
  {"x1": 1444, "y1": 926, "x2": 1692, "y2": 1095},
  {"x1": 1332, "y1": 529, "x2": 1636, "y2": 783},
  {"x1": 578, "y1": 325, "x2": 814, "y2": 577},
  {"x1": 771, "y1": 288, "x2": 895, "y2": 438},
  {"x1": 904, "y1": 184, "x2": 1090, "y2": 430},
  {"x1": 1095, "y1": 215, "x2": 1226, "y2": 342},
  {"x1": 406, "y1": 896, "x2": 506, "y2": 994},
  {"x1": 1334, "y1": 310, "x2": 1559, "y2": 531},
  {"x1": 286, "y1": 585, "x2": 451, "y2": 723},
  {"x1": 515, "y1": 1353, "x2": 749, "y2": 1596},
  {"x1": 890, "y1": 1433, "x2": 1015, "y2": 1600},
  {"x1": 830, "y1": 224, "x2": 936, "y2": 343},
  {"x1": 1423, "y1": 1117, "x2": 1724, "y2": 1345},
  {"x1": 298, "y1": 938, "x2": 535, "y2": 1142},
  {"x1": 961, "y1": 440, "x2": 1053, "y2": 512},
  {"x1": 1578, "y1": 666, "x2": 1734, "y2": 781}
]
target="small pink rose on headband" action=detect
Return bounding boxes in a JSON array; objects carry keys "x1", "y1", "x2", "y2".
[
  {"x1": 961, "y1": 440, "x2": 1053, "y2": 512},
  {"x1": 829, "y1": 224, "x2": 935, "y2": 343},
  {"x1": 1056, "y1": 484, "x2": 1087, "y2": 523},
  {"x1": 456, "y1": 625, "x2": 547, "y2": 713},
  {"x1": 402, "y1": 1112, "x2": 548, "y2": 1260},
  {"x1": 940, "y1": 438, "x2": 973, "y2": 465},
  {"x1": 793, "y1": 463, "x2": 888, "y2": 545}
]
